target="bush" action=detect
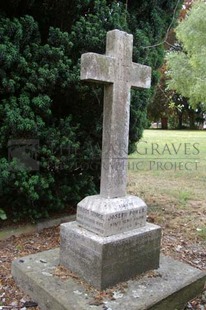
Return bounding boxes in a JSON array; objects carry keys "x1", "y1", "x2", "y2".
[{"x1": 0, "y1": 16, "x2": 97, "y2": 220}]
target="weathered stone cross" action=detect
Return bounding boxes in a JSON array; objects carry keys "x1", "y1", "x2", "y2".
[
  {"x1": 81, "y1": 29, "x2": 151, "y2": 198},
  {"x1": 12, "y1": 30, "x2": 162, "y2": 296},
  {"x1": 60, "y1": 30, "x2": 160, "y2": 289}
]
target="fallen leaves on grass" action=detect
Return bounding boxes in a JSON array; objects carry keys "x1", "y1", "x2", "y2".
[
  {"x1": 0, "y1": 226, "x2": 60, "y2": 309},
  {"x1": 0, "y1": 223, "x2": 205, "y2": 310}
]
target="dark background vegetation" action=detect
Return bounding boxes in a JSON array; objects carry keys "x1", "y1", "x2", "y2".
[{"x1": 0, "y1": 0, "x2": 182, "y2": 221}]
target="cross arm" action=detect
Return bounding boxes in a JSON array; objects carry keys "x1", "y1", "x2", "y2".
[
  {"x1": 130, "y1": 63, "x2": 151, "y2": 89},
  {"x1": 81, "y1": 53, "x2": 115, "y2": 84}
]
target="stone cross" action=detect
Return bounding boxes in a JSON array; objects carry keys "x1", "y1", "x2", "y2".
[
  {"x1": 12, "y1": 30, "x2": 161, "y2": 295},
  {"x1": 81, "y1": 29, "x2": 151, "y2": 198},
  {"x1": 59, "y1": 30, "x2": 160, "y2": 290}
]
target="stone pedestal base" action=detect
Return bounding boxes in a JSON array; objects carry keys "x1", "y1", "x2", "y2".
[
  {"x1": 60, "y1": 221, "x2": 161, "y2": 290},
  {"x1": 12, "y1": 249, "x2": 206, "y2": 310}
]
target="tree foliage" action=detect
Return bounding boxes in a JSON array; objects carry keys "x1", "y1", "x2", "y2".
[
  {"x1": 0, "y1": 0, "x2": 182, "y2": 220},
  {"x1": 167, "y1": 0, "x2": 206, "y2": 108}
]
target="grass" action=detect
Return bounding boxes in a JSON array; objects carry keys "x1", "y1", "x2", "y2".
[
  {"x1": 127, "y1": 129, "x2": 206, "y2": 242},
  {"x1": 129, "y1": 129, "x2": 206, "y2": 178}
]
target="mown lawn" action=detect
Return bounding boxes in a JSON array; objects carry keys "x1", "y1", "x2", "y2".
[{"x1": 128, "y1": 130, "x2": 206, "y2": 243}]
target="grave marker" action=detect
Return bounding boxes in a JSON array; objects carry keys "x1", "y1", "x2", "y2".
[{"x1": 60, "y1": 29, "x2": 161, "y2": 289}]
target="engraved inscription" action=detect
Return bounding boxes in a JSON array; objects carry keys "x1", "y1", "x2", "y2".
[{"x1": 77, "y1": 202, "x2": 147, "y2": 236}]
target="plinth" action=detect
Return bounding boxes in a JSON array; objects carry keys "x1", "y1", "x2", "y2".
[{"x1": 60, "y1": 195, "x2": 161, "y2": 290}]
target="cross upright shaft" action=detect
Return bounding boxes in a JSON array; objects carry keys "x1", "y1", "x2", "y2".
[{"x1": 81, "y1": 29, "x2": 151, "y2": 198}]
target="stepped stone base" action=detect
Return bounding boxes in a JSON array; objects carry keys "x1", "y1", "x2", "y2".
[
  {"x1": 60, "y1": 221, "x2": 161, "y2": 290},
  {"x1": 12, "y1": 249, "x2": 206, "y2": 310}
]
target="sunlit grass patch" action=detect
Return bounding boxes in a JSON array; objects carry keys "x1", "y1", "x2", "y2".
[{"x1": 128, "y1": 129, "x2": 206, "y2": 244}]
